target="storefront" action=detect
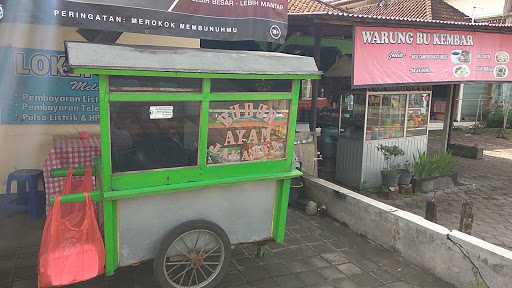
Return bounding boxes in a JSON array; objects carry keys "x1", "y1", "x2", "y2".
[{"x1": 283, "y1": 12, "x2": 512, "y2": 188}]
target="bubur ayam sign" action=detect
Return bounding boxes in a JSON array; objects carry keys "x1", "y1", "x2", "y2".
[
  {"x1": 353, "y1": 26, "x2": 512, "y2": 86},
  {"x1": 207, "y1": 100, "x2": 289, "y2": 164},
  {"x1": 0, "y1": 0, "x2": 287, "y2": 42}
]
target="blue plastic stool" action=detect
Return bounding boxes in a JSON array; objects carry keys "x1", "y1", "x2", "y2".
[{"x1": 4, "y1": 169, "x2": 45, "y2": 218}]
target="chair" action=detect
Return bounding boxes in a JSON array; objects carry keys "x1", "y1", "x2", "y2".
[{"x1": 3, "y1": 169, "x2": 45, "y2": 218}]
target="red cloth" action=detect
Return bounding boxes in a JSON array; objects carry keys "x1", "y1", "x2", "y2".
[
  {"x1": 38, "y1": 167, "x2": 105, "y2": 287},
  {"x1": 43, "y1": 135, "x2": 100, "y2": 214}
]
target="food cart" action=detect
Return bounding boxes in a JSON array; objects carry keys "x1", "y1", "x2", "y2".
[
  {"x1": 57, "y1": 42, "x2": 320, "y2": 287},
  {"x1": 336, "y1": 89, "x2": 431, "y2": 189}
]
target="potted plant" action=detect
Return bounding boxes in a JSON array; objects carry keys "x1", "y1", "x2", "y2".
[
  {"x1": 398, "y1": 161, "x2": 413, "y2": 186},
  {"x1": 413, "y1": 152, "x2": 457, "y2": 193},
  {"x1": 377, "y1": 144, "x2": 405, "y2": 188}
]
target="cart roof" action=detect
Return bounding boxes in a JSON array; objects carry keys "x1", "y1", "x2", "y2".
[{"x1": 65, "y1": 42, "x2": 320, "y2": 77}]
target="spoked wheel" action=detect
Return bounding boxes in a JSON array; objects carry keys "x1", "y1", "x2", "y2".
[{"x1": 154, "y1": 220, "x2": 231, "y2": 288}]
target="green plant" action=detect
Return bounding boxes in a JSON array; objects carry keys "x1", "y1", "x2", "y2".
[
  {"x1": 432, "y1": 152, "x2": 456, "y2": 176},
  {"x1": 413, "y1": 152, "x2": 456, "y2": 179},
  {"x1": 377, "y1": 144, "x2": 404, "y2": 170},
  {"x1": 413, "y1": 152, "x2": 436, "y2": 178}
]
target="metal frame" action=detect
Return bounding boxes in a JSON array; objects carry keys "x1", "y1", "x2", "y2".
[{"x1": 57, "y1": 68, "x2": 319, "y2": 276}]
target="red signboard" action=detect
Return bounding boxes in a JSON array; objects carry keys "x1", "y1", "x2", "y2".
[{"x1": 353, "y1": 26, "x2": 512, "y2": 87}]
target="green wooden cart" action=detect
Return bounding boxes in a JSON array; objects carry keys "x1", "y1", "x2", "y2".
[{"x1": 56, "y1": 42, "x2": 319, "y2": 288}]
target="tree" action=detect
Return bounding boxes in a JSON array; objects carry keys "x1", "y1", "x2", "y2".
[{"x1": 497, "y1": 84, "x2": 512, "y2": 139}]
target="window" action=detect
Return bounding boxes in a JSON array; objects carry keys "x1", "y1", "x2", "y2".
[
  {"x1": 110, "y1": 102, "x2": 200, "y2": 173},
  {"x1": 207, "y1": 100, "x2": 290, "y2": 164},
  {"x1": 109, "y1": 76, "x2": 202, "y2": 93},
  {"x1": 211, "y1": 79, "x2": 292, "y2": 92},
  {"x1": 407, "y1": 93, "x2": 430, "y2": 137},
  {"x1": 366, "y1": 94, "x2": 407, "y2": 140}
]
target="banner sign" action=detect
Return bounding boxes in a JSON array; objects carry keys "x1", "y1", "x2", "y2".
[
  {"x1": 353, "y1": 26, "x2": 512, "y2": 87},
  {"x1": 207, "y1": 100, "x2": 289, "y2": 164},
  {"x1": 0, "y1": 48, "x2": 99, "y2": 124},
  {"x1": 0, "y1": 0, "x2": 287, "y2": 42}
]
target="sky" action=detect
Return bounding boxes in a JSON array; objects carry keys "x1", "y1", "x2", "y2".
[{"x1": 446, "y1": 0, "x2": 505, "y2": 18}]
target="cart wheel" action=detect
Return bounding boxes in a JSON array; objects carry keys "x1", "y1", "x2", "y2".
[{"x1": 154, "y1": 220, "x2": 231, "y2": 288}]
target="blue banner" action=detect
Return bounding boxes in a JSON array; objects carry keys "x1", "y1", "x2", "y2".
[{"x1": 0, "y1": 47, "x2": 99, "y2": 124}]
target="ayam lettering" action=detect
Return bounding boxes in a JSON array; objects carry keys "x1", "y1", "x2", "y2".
[
  {"x1": 15, "y1": 52, "x2": 90, "y2": 78},
  {"x1": 362, "y1": 31, "x2": 474, "y2": 46}
]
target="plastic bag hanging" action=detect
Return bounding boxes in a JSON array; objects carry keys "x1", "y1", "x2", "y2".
[{"x1": 38, "y1": 166, "x2": 105, "y2": 287}]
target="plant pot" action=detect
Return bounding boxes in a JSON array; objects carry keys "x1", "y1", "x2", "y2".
[
  {"x1": 415, "y1": 177, "x2": 435, "y2": 193},
  {"x1": 381, "y1": 169, "x2": 400, "y2": 187},
  {"x1": 398, "y1": 169, "x2": 413, "y2": 185}
]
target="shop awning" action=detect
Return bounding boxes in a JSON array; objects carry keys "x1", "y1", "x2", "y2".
[{"x1": 65, "y1": 42, "x2": 321, "y2": 76}]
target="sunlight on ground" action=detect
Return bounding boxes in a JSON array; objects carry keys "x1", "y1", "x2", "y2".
[{"x1": 484, "y1": 149, "x2": 512, "y2": 160}]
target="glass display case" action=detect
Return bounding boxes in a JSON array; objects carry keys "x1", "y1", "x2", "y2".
[{"x1": 336, "y1": 90, "x2": 431, "y2": 189}]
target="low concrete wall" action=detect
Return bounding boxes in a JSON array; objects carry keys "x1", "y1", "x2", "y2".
[{"x1": 304, "y1": 176, "x2": 512, "y2": 288}]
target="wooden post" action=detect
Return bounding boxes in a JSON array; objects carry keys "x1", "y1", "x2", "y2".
[
  {"x1": 310, "y1": 28, "x2": 321, "y2": 132},
  {"x1": 459, "y1": 199, "x2": 474, "y2": 234},
  {"x1": 425, "y1": 199, "x2": 437, "y2": 223},
  {"x1": 442, "y1": 85, "x2": 455, "y2": 152}
]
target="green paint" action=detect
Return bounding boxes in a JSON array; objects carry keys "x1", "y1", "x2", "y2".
[
  {"x1": 209, "y1": 92, "x2": 291, "y2": 100},
  {"x1": 110, "y1": 93, "x2": 203, "y2": 102},
  {"x1": 273, "y1": 178, "x2": 292, "y2": 243},
  {"x1": 66, "y1": 61, "x2": 314, "y2": 276},
  {"x1": 99, "y1": 76, "x2": 118, "y2": 275}
]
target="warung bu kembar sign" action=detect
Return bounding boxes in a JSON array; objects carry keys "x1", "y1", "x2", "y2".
[{"x1": 0, "y1": 0, "x2": 287, "y2": 42}]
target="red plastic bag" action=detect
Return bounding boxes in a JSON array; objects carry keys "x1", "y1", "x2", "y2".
[{"x1": 38, "y1": 167, "x2": 105, "y2": 287}]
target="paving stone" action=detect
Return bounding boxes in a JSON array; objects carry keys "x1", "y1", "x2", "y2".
[
  {"x1": 263, "y1": 262, "x2": 291, "y2": 277},
  {"x1": 329, "y1": 278, "x2": 360, "y2": 288},
  {"x1": 235, "y1": 257, "x2": 260, "y2": 269},
  {"x1": 287, "y1": 259, "x2": 315, "y2": 273},
  {"x1": 240, "y1": 265, "x2": 267, "y2": 282},
  {"x1": 309, "y1": 242, "x2": 337, "y2": 254},
  {"x1": 0, "y1": 208, "x2": 455, "y2": 288},
  {"x1": 247, "y1": 278, "x2": 280, "y2": 288},
  {"x1": 381, "y1": 282, "x2": 419, "y2": 288},
  {"x1": 336, "y1": 263, "x2": 363, "y2": 276},
  {"x1": 11, "y1": 279, "x2": 36, "y2": 288},
  {"x1": 321, "y1": 252, "x2": 349, "y2": 265},
  {"x1": 349, "y1": 272, "x2": 382, "y2": 288},
  {"x1": 318, "y1": 266, "x2": 347, "y2": 281},
  {"x1": 296, "y1": 269, "x2": 326, "y2": 286},
  {"x1": 305, "y1": 256, "x2": 331, "y2": 268},
  {"x1": 220, "y1": 271, "x2": 246, "y2": 287}
]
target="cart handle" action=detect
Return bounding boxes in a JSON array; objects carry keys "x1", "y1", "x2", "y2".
[
  {"x1": 50, "y1": 192, "x2": 102, "y2": 204},
  {"x1": 50, "y1": 166, "x2": 97, "y2": 178}
]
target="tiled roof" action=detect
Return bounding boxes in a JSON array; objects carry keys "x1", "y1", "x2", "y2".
[
  {"x1": 477, "y1": 15, "x2": 508, "y2": 25},
  {"x1": 324, "y1": 0, "x2": 469, "y2": 22},
  {"x1": 288, "y1": 0, "x2": 344, "y2": 14}
]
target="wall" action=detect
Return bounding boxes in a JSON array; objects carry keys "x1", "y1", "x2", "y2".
[
  {"x1": 0, "y1": 23, "x2": 199, "y2": 189},
  {"x1": 304, "y1": 176, "x2": 512, "y2": 288}
]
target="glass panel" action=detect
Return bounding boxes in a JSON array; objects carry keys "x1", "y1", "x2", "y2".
[
  {"x1": 109, "y1": 76, "x2": 202, "y2": 92},
  {"x1": 339, "y1": 93, "x2": 365, "y2": 140},
  {"x1": 407, "y1": 93, "x2": 431, "y2": 137},
  {"x1": 207, "y1": 100, "x2": 289, "y2": 164},
  {"x1": 211, "y1": 79, "x2": 292, "y2": 92},
  {"x1": 366, "y1": 94, "x2": 406, "y2": 140},
  {"x1": 110, "y1": 102, "x2": 200, "y2": 173}
]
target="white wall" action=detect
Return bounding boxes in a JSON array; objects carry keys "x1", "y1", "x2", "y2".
[{"x1": 0, "y1": 23, "x2": 199, "y2": 190}]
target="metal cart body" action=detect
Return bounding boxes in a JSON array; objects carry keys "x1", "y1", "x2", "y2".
[{"x1": 60, "y1": 42, "x2": 320, "y2": 285}]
